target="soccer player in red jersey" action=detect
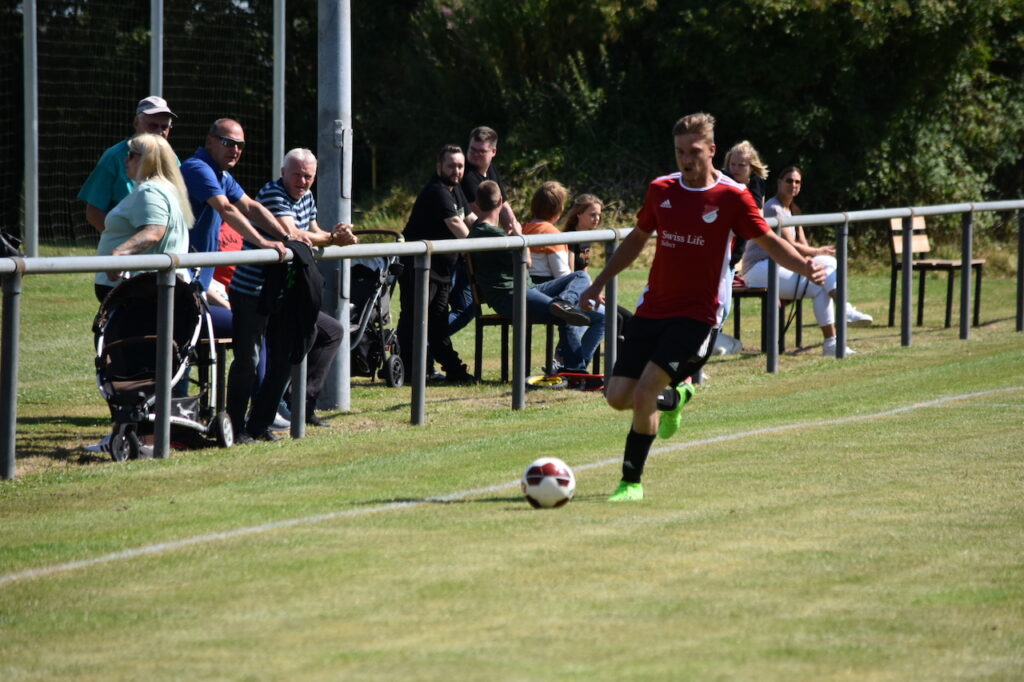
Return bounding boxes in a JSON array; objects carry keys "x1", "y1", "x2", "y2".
[{"x1": 581, "y1": 112, "x2": 826, "y2": 501}]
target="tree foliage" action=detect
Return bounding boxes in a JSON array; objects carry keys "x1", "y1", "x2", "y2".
[{"x1": 352, "y1": 0, "x2": 1024, "y2": 242}]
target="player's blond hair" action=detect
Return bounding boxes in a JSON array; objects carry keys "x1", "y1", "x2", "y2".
[{"x1": 672, "y1": 112, "x2": 716, "y2": 144}]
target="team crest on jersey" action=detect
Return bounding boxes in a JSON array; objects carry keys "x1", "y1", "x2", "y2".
[{"x1": 702, "y1": 205, "x2": 719, "y2": 223}]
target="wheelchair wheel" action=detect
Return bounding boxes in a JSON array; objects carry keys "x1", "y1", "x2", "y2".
[{"x1": 383, "y1": 355, "x2": 404, "y2": 388}]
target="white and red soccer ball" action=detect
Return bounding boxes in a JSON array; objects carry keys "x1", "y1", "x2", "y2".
[{"x1": 521, "y1": 457, "x2": 576, "y2": 509}]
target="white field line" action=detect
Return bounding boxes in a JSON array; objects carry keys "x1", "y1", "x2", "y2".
[{"x1": 2, "y1": 385, "x2": 1021, "y2": 588}]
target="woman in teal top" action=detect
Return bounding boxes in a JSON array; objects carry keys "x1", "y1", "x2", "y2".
[{"x1": 94, "y1": 133, "x2": 194, "y2": 302}]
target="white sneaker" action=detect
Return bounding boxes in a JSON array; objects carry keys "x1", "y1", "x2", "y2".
[
  {"x1": 713, "y1": 332, "x2": 743, "y2": 356},
  {"x1": 82, "y1": 434, "x2": 112, "y2": 453},
  {"x1": 822, "y1": 337, "x2": 857, "y2": 357},
  {"x1": 270, "y1": 413, "x2": 291, "y2": 431},
  {"x1": 846, "y1": 303, "x2": 873, "y2": 327}
]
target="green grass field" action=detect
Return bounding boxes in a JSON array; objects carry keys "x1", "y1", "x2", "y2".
[{"x1": 1, "y1": 258, "x2": 1022, "y2": 680}]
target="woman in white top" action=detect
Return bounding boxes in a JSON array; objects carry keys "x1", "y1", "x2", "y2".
[
  {"x1": 741, "y1": 165, "x2": 871, "y2": 356},
  {"x1": 94, "y1": 133, "x2": 194, "y2": 302}
]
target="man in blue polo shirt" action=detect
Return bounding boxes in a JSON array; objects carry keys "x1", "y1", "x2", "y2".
[
  {"x1": 78, "y1": 96, "x2": 177, "y2": 233},
  {"x1": 180, "y1": 118, "x2": 297, "y2": 291}
]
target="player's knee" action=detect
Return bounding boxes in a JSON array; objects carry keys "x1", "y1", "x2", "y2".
[{"x1": 605, "y1": 387, "x2": 632, "y2": 411}]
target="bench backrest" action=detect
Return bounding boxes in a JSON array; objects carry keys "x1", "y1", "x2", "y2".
[{"x1": 889, "y1": 216, "x2": 932, "y2": 257}]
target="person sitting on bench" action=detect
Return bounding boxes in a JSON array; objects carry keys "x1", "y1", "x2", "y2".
[{"x1": 468, "y1": 180, "x2": 605, "y2": 373}]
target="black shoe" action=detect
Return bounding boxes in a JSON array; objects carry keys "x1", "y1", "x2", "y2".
[
  {"x1": 235, "y1": 431, "x2": 255, "y2": 444},
  {"x1": 305, "y1": 411, "x2": 331, "y2": 427},
  {"x1": 445, "y1": 369, "x2": 478, "y2": 385},
  {"x1": 246, "y1": 428, "x2": 281, "y2": 442},
  {"x1": 548, "y1": 300, "x2": 590, "y2": 326}
]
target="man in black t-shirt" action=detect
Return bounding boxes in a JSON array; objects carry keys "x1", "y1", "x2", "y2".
[
  {"x1": 397, "y1": 145, "x2": 477, "y2": 384},
  {"x1": 448, "y1": 127, "x2": 522, "y2": 337}
]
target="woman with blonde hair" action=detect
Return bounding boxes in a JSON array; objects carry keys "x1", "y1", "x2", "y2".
[
  {"x1": 94, "y1": 133, "x2": 194, "y2": 302},
  {"x1": 561, "y1": 193, "x2": 603, "y2": 271},
  {"x1": 722, "y1": 140, "x2": 768, "y2": 208}
]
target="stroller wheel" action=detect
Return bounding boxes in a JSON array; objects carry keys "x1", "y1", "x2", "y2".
[
  {"x1": 213, "y1": 411, "x2": 234, "y2": 448},
  {"x1": 110, "y1": 426, "x2": 142, "y2": 462},
  {"x1": 383, "y1": 355, "x2": 404, "y2": 388}
]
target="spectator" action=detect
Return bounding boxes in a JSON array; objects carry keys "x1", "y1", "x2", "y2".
[
  {"x1": 523, "y1": 181, "x2": 571, "y2": 284},
  {"x1": 741, "y1": 165, "x2": 872, "y2": 358},
  {"x1": 226, "y1": 148, "x2": 357, "y2": 441},
  {"x1": 469, "y1": 181, "x2": 605, "y2": 373},
  {"x1": 79, "y1": 96, "x2": 176, "y2": 234},
  {"x1": 716, "y1": 139, "x2": 771, "y2": 355},
  {"x1": 562, "y1": 192, "x2": 633, "y2": 359},
  {"x1": 180, "y1": 118, "x2": 293, "y2": 293},
  {"x1": 397, "y1": 145, "x2": 478, "y2": 385},
  {"x1": 562, "y1": 193, "x2": 603, "y2": 272},
  {"x1": 581, "y1": 112, "x2": 826, "y2": 501},
  {"x1": 722, "y1": 140, "x2": 768, "y2": 209},
  {"x1": 449, "y1": 126, "x2": 521, "y2": 337},
  {"x1": 94, "y1": 133, "x2": 193, "y2": 302}
]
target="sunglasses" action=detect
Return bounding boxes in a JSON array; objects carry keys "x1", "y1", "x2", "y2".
[
  {"x1": 144, "y1": 122, "x2": 172, "y2": 133},
  {"x1": 218, "y1": 136, "x2": 246, "y2": 150}
]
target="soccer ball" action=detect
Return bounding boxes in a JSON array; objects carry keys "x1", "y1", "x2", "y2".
[{"x1": 521, "y1": 457, "x2": 576, "y2": 509}]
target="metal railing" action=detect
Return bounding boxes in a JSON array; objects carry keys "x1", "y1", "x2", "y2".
[{"x1": 2, "y1": 200, "x2": 1023, "y2": 478}]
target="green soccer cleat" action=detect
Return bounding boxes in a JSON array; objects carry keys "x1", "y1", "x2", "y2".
[
  {"x1": 608, "y1": 480, "x2": 644, "y2": 502},
  {"x1": 657, "y1": 381, "x2": 695, "y2": 440}
]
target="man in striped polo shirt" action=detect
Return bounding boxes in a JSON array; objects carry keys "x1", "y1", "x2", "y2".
[{"x1": 227, "y1": 148, "x2": 357, "y2": 442}]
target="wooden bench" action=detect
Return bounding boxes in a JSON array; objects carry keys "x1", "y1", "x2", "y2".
[
  {"x1": 888, "y1": 216, "x2": 984, "y2": 327},
  {"x1": 731, "y1": 285, "x2": 803, "y2": 352}
]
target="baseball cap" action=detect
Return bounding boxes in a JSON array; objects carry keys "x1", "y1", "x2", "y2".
[{"x1": 136, "y1": 95, "x2": 176, "y2": 118}]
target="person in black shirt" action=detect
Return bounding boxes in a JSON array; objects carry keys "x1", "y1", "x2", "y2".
[
  {"x1": 397, "y1": 145, "x2": 477, "y2": 384},
  {"x1": 448, "y1": 126, "x2": 522, "y2": 337}
]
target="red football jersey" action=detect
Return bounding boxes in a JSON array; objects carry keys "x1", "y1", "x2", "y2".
[{"x1": 634, "y1": 171, "x2": 769, "y2": 324}]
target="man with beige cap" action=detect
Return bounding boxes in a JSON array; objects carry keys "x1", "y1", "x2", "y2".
[{"x1": 78, "y1": 95, "x2": 177, "y2": 233}]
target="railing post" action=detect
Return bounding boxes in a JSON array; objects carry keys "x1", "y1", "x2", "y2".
[
  {"x1": 766, "y1": 229, "x2": 780, "y2": 373},
  {"x1": 410, "y1": 251, "x2": 430, "y2": 425},
  {"x1": 960, "y1": 210, "x2": 974, "y2": 340},
  {"x1": 603, "y1": 234, "x2": 619, "y2": 376},
  {"x1": 835, "y1": 220, "x2": 849, "y2": 358},
  {"x1": 153, "y1": 267, "x2": 176, "y2": 459},
  {"x1": 289, "y1": 359, "x2": 307, "y2": 439},
  {"x1": 511, "y1": 246, "x2": 528, "y2": 410},
  {"x1": 901, "y1": 215, "x2": 913, "y2": 346},
  {"x1": 2, "y1": 270, "x2": 22, "y2": 479},
  {"x1": 1017, "y1": 210, "x2": 1023, "y2": 333}
]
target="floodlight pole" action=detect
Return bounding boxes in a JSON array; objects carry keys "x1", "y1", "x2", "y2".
[
  {"x1": 149, "y1": 0, "x2": 163, "y2": 95},
  {"x1": 318, "y1": 0, "x2": 353, "y2": 411},
  {"x1": 22, "y1": 0, "x2": 38, "y2": 257}
]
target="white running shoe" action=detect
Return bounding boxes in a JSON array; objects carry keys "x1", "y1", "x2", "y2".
[
  {"x1": 822, "y1": 337, "x2": 857, "y2": 357},
  {"x1": 270, "y1": 413, "x2": 291, "y2": 431},
  {"x1": 712, "y1": 332, "x2": 743, "y2": 356},
  {"x1": 846, "y1": 303, "x2": 873, "y2": 327}
]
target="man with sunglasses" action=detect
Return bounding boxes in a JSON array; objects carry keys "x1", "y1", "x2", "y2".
[
  {"x1": 78, "y1": 95, "x2": 177, "y2": 233},
  {"x1": 180, "y1": 118, "x2": 295, "y2": 291}
]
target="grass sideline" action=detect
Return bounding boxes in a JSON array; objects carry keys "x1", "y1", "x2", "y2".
[{"x1": 1, "y1": 254, "x2": 1022, "y2": 680}]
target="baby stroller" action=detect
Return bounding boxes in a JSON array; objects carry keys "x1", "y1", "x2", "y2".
[
  {"x1": 349, "y1": 229, "x2": 404, "y2": 387},
  {"x1": 93, "y1": 272, "x2": 232, "y2": 461}
]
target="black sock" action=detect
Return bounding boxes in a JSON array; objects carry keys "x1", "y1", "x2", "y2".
[
  {"x1": 622, "y1": 429, "x2": 657, "y2": 483},
  {"x1": 656, "y1": 386, "x2": 679, "y2": 411}
]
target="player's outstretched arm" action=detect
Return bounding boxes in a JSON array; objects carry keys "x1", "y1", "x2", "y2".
[
  {"x1": 581, "y1": 227, "x2": 650, "y2": 310},
  {"x1": 753, "y1": 230, "x2": 826, "y2": 285}
]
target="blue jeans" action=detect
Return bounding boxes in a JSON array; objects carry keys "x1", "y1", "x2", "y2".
[
  {"x1": 447, "y1": 259, "x2": 475, "y2": 335},
  {"x1": 490, "y1": 271, "x2": 605, "y2": 371}
]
